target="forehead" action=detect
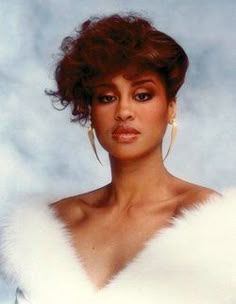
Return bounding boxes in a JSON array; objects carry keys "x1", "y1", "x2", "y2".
[{"x1": 92, "y1": 69, "x2": 164, "y2": 88}]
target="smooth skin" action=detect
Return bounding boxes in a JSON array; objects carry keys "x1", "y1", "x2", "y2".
[{"x1": 51, "y1": 71, "x2": 219, "y2": 290}]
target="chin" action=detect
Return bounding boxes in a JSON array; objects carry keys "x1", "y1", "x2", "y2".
[
  {"x1": 108, "y1": 146, "x2": 159, "y2": 162},
  {"x1": 100, "y1": 137, "x2": 162, "y2": 162}
]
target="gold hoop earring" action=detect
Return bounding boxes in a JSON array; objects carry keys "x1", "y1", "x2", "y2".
[
  {"x1": 163, "y1": 118, "x2": 177, "y2": 162},
  {"x1": 88, "y1": 125, "x2": 103, "y2": 165}
]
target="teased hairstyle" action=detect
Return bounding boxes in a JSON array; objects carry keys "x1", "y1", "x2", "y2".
[{"x1": 46, "y1": 13, "x2": 189, "y2": 124}]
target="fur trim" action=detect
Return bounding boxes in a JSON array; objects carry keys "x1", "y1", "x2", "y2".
[
  {"x1": 1, "y1": 189, "x2": 236, "y2": 304},
  {"x1": 0, "y1": 195, "x2": 95, "y2": 304}
]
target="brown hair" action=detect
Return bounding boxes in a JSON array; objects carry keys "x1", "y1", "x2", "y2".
[{"x1": 46, "y1": 13, "x2": 189, "y2": 124}]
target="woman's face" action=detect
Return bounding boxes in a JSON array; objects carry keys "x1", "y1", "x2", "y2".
[{"x1": 91, "y1": 71, "x2": 176, "y2": 160}]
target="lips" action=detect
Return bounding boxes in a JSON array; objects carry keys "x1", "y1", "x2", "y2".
[
  {"x1": 112, "y1": 125, "x2": 140, "y2": 135},
  {"x1": 112, "y1": 125, "x2": 140, "y2": 143}
]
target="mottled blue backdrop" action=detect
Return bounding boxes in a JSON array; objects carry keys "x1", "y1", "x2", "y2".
[{"x1": 0, "y1": 0, "x2": 235, "y2": 302}]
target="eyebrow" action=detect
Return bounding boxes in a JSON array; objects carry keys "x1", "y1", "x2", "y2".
[{"x1": 93, "y1": 79, "x2": 158, "y2": 89}]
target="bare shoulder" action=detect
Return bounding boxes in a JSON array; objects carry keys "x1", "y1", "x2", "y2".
[
  {"x1": 190, "y1": 186, "x2": 221, "y2": 201},
  {"x1": 177, "y1": 180, "x2": 222, "y2": 211},
  {"x1": 49, "y1": 195, "x2": 86, "y2": 226},
  {"x1": 49, "y1": 185, "x2": 109, "y2": 226}
]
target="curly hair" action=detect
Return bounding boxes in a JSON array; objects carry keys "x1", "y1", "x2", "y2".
[{"x1": 46, "y1": 13, "x2": 189, "y2": 125}]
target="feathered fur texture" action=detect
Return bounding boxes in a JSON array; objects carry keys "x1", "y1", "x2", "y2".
[{"x1": 0, "y1": 189, "x2": 236, "y2": 304}]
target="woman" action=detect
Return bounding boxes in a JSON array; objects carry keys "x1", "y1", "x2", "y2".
[{"x1": 1, "y1": 13, "x2": 235, "y2": 304}]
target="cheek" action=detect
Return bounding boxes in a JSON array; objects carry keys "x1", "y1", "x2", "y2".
[
  {"x1": 91, "y1": 106, "x2": 103, "y2": 128},
  {"x1": 142, "y1": 107, "x2": 168, "y2": 129},
  {"x1": 91, "y1": 107, "x2": 113, "y2": 138}
]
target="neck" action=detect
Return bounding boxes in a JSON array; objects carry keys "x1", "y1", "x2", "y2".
[{"x1": 107, "y1": 150, "x2": 175, "y2": 210}]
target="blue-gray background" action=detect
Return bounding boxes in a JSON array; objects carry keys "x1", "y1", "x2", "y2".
[{"x1": 0, "y1": 0, "x2": 235, "y2": 302}]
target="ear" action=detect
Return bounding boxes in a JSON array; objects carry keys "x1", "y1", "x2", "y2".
[{"x1": 167, "y1": 99, "x2": 176, "y2": 123}]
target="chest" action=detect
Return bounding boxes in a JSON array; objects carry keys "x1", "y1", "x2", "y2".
[{"x1": 68, "y1": 211, "x2": 174, "y2": 289}]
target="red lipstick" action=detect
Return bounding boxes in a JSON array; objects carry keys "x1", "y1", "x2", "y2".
[{"x1": 112, "y1": 125, "x2": 140, "y2": 143}]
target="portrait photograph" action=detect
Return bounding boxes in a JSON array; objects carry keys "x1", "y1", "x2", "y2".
[{"x1": 0, "y1": 1, "x2": 235, "y2": 303}]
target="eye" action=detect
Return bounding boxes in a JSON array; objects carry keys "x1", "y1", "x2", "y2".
[
  {"x1": 135, "y1": 92, "x2": 152, "y2": 102},
  {"x1": 97, "y1": 95, "x2": 117, "y2": 103}
]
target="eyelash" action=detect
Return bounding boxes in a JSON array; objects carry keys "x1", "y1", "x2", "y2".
[
  {"x1": 96, "y1": 92, "x2": 153, "y2": 103},
  {"x1": 97, "y1": 95, "x2": 117, "y2": 103},
  {"x1": 135, "y1": 92, "x2": 152, "y2": 101}
]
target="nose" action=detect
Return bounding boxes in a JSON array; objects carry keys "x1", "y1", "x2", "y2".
[{"x1": 114, "y1": 99, "x2": 135, "y2": 121}]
